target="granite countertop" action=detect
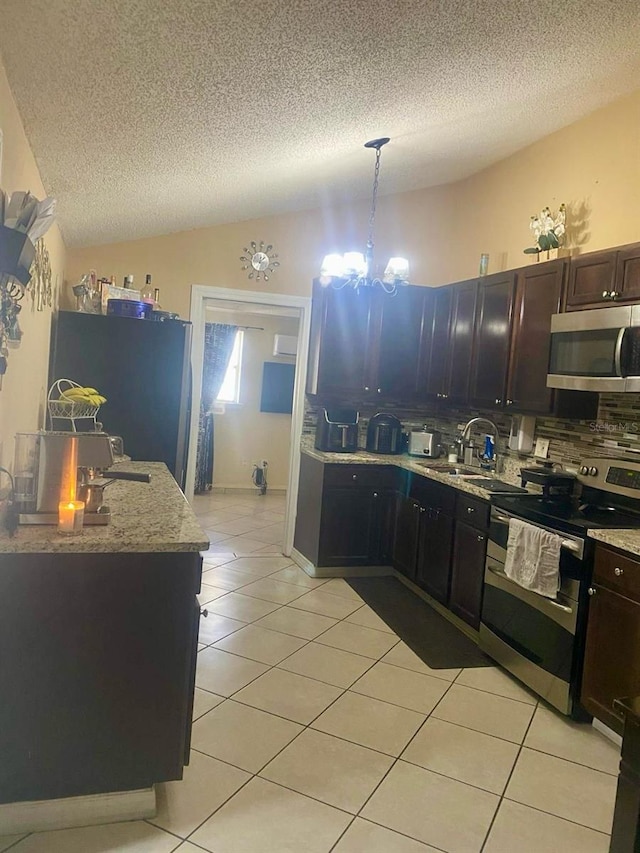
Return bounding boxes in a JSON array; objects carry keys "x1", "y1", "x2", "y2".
[
  {"x1": 0, "y1": 461, "x2": 209, "y2": 554},
  {"x1": 301, "y1": 437, "x2": 526, "y2": 502},
  {"x1": 587, "y1": 528, "x2": 640, "y2": 558}
]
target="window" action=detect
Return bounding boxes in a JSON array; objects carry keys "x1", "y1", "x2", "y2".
[{"x1": 216, "y1": 330, "x2": 244, "y2": 404}]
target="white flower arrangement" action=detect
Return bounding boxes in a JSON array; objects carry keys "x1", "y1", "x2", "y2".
[{"x1": 524, "y1": 204, "x2": 566, "y2": 255}]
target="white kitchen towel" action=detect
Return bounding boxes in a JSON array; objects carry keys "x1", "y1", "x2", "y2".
[{"x1": 504, "y1": 518, "x2": 562, "y2": 598}]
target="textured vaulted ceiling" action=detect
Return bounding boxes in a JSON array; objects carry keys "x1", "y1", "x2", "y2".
[{"x1": 1, "y1": 0, "x2": 639, "y2": 247}]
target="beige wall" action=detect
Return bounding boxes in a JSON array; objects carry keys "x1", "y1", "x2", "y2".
[
  {"x1": 0, "y1": 56, "x2": 66, "y2": 470},
  {"x1": 206, "y1": 309, "x2": 299, "y2": 490},
  {"x1": 66, "y1": 89, "x2": 640, "y2": 312}
]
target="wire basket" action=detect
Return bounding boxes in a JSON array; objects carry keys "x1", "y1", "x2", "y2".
[{"x1": 48, "y1": 379, "x2": 100, "y2": 430}]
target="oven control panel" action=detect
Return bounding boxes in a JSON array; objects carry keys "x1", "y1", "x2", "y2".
[
  {"x1": 605, "y1": 466, "x2": 640, "y2": 491},
  {"x1": 578, "y1": 457, "x2": 640, "y2": 498}
]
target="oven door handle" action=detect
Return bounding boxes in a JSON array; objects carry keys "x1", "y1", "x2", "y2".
[
  {"x1": 493, "y1": 513, "x2": 513, "y2": 524},
  {"x1": 491, "y1": 514, "x2": 582, "y2": 555},
  {"x1": 487, "y1": 565, "x2": 574, "y2": 614}
]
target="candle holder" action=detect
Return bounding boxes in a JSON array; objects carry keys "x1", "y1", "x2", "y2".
[{"x1": 58, "y1": 500, "x2": 85, "y2": 535}]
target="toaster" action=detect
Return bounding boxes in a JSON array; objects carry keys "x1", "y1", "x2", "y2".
[{"x1": 408, "y1": 428, "x2": 441, "y2": 458}]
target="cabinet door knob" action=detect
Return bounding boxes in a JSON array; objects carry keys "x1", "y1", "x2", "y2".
[
  {"x1": 377, "y1": 388, "x2": 382, "y2": 393},
  {"x1": 602, "y1": 290, "x2": 610, "y2": 298},
  {"x1": 419, "y1": 506, "x2": 426, "y2": 513},
  {"x1": 614, "y1": 567, "x2": 624, "y2": 576},
  {"x1": 588, "y1": 587, "x2": 596, "y2": 596},
  {"x1": 467, "y1": 506, "x2": 474, "y2": 514},
  {"x1": 200, "y1": 607, "x2": 209, "y2": 617},
  {"x1": 477, "y1": 535, "x2": 485, "y2": 542},
  {"x1": 373, "y1": 492, "x2": 378, "y2": 498},
  {"x1": 506, "y1": 399, "x2": 514, "y2": 405},
  {"x1": 352, "y1": 474, "x2": 357, "y2": 480},
  {"x1": 364, "y1": 386, "x2": 370, "y2": 391}
]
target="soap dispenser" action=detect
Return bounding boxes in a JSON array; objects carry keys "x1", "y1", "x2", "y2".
[
  {"x1": 463, "y1": 439, "x2": 476, "y2": 466},
  {"x1": 480, "y1": 434, "x2": 495, "y2": 469}
]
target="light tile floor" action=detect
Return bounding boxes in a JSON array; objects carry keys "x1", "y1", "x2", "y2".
[{"x1": 2, "y1": 491, "x2": 621, "y2": 853}]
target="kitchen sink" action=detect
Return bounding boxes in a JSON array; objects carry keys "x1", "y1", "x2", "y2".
[
  {"x1": 417, "y1": 462, "x2": 528, "y2": 492},
  {"x1": 463, "y1": 478, "x2": 527, "y2": 493},
  {"x1": 416, "y1": 462, "x2": 484, "y2": 476}
]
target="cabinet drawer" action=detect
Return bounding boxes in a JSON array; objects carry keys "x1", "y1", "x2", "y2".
[
  {"x1": 456, "y1": 494, "x2": 490, "y2": 530},
  {"x1": 593, "y1": 546, "x2": 640, "y2": 600},
  {"x1": 323, "y1": 464, "x2": 399, "y2": 490}
]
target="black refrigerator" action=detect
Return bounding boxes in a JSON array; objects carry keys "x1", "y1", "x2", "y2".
[{"x1": 48, "y1": 311, "x2": 192, "y2": 488}]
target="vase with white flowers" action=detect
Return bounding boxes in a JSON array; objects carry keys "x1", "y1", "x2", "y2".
[{"x1": 524, "y1": 204, "x2": 566, "y2": 260}]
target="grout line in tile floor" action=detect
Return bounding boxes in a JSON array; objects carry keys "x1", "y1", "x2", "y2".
[
  {"x1": 194, "y1": 595, "x2": 606, "y2": 846},
  {"x1": 476, "y1": 693, "x2": 538, "y2": 851},
  {"x1": 193, "y1": 591, "x2": 487, "y2": 848},
  {"x1": 197, "y1": 598, "x2": 616, "y2": 849}
]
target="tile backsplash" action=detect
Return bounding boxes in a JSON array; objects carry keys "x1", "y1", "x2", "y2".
[{"x1": 304, "y1": 394, "x2": 640, "y2": 471}]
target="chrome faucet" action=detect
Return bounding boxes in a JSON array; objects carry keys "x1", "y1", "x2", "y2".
[{"x1": 459, "y1": 417, "x2": 500, "y2": 470}]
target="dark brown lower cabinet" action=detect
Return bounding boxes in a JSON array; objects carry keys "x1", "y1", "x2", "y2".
[
  {"x1": 449, "y1": 521, "x2": 487, "y2": 629},
  {"x1": 415, "y1": 507, "x2": 454, "y2": 603},
  {"x1": 448, "y1": 495, "x2": 489, "y2": 629},
  {"x1": 609, "y1": 697, "x2": 640, "y2": 853},
  {"x1": 581, "y1": 584, "x2": 640, "y2": 735},
  {"x1": 581, "y1": 544, "x2": 640, "y2": 734},
  {"x1": 0, "y1": 551, "x2": 202, "y2": 805},
  {"x1": 393, "y1": 496, "x2": 421, "y2": 581},
  {"x1": 393, "y1": 478, "x2": 456, "y2": 603},
  {"x1": 294, "y1": 456, "x2": 404, "y2": 569},
  {"x1": 319, "y1": 486, "x2": 377, "y2": 566}
]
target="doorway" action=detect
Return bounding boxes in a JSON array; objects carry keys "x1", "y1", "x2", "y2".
[{"x1": 186, "y1": 285, "x2": 312, "y2": 557}]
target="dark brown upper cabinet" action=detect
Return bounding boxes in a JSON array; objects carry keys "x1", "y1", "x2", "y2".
[
  {"x1": 424, "y1": 285, "x2": 453, "y2": 399},
  {"x1": 506, "y1": 260, "x2": 598, "y2": 418},
  {"x1": 424, "y1": 280, "x2": 477, "y2": 405},
  {"x1": 306, "y1": 281, "x2": 431, "y2": 403},
  {"x1": 565, "y1": 242, "x2": 640, "y2": 310},
  {"x1": 506, "y1": 260, "x2": 565, "y2": 414},
  {"x1": 374, "y1": 286, "x2": 432, "y2": 402},
  {"x1": 616, "y1": 245, "x2": 640, "y2": 303},
  {"x1": 469, "y1": 272, "x2": 515, "y2": 410},
  {"x1": 306, "y1": 282, "x2": 377, "y2": 398},
  {"x1": 444, "y1": 280, "x2": 478, "y2": 406}
]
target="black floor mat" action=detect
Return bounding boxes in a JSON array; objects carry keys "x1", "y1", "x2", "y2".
[{"x1": 346, "y1": 576, "x2": 492, "y2": 670}]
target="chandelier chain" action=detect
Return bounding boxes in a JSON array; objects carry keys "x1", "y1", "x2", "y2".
[{"x1": 367, "y1": 145, "x2": 383, "y2": 252}]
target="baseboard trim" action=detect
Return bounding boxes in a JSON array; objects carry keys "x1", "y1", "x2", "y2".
[
  {"x1": 592, "y1": 717, "x2": 623, "y2": 747},
  {"x1": 290, "y1": 548, "x2": 394, "y2": 579},
  {"x1": 0, "y1": 786, "x2": 156, "y2": 834}
]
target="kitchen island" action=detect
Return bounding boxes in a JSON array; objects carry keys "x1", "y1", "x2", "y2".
[{"x1": 0, "y1": 462, "x2": 208, "y2": 828}]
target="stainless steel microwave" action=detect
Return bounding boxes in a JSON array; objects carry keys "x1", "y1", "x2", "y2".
[{"x1": 547, "y1": 305, "x2": 640, "y2": 392}]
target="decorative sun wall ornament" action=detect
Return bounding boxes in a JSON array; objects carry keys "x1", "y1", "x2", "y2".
[{"x1": 240, "y1": 241, "x2": 280, "y2": 281}]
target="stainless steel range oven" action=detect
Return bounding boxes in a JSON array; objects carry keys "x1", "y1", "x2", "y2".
[
  {"x1": 480, "y1": 505, "x2": 587, "y2": 716},
  {"x1": 480, "y1": 456, "x2": 640, "y2": 717}
]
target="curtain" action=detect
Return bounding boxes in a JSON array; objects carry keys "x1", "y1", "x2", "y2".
[{"x1": 194, "y1": 323, "x2": 238, "y2": 494}]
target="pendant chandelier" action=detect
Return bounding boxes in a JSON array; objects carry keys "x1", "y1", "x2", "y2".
[{"x1": 319, "y1": 137, "x2": 409, "y2": 295}]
